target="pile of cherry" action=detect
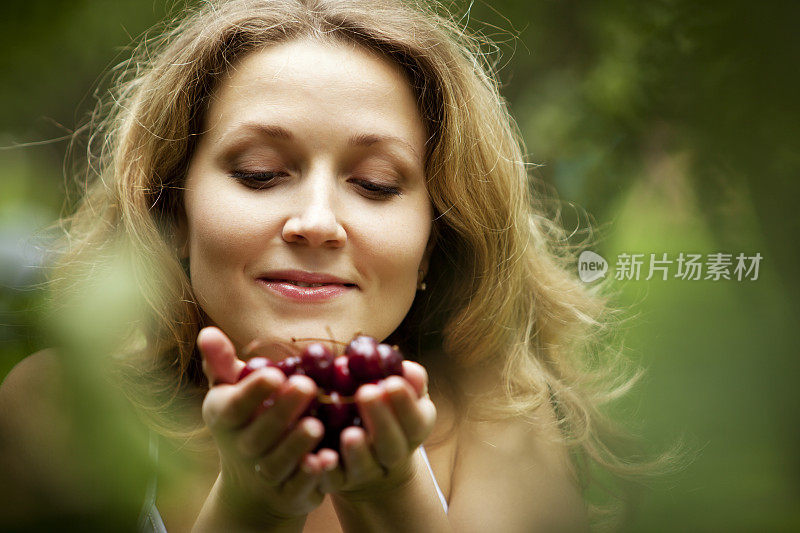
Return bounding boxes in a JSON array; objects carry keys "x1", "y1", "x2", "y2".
[{"x1": 237, "y1": 335, "x2": 404, "y2": 451}]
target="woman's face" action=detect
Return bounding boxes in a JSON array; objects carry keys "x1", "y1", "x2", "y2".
[{"x1": 181, "y1": 38, "x2": 432, "y2": 353}]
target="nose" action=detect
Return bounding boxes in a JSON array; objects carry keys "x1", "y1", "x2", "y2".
[{"x1": 281, "y1": 177, "x2": 347, "y2": 248}]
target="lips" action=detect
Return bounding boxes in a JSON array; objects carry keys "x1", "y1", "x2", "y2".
[
  {"x1": 256, "y1": 269, "x2": 357, "y2": 302},
  {"x1": 276, "y1": 280, "x2": 333, "y2": 287},
  {"x1": 258, "y1": 269, "x2": 356, "y2": 286}
]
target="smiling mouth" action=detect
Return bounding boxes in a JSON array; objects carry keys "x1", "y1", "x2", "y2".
[
  {"x1": 255, "y1": 275, "x2": 357, "y2": 302},
  {"x1": 266, "y1": 279, "x2": 357, "y2": 288}
]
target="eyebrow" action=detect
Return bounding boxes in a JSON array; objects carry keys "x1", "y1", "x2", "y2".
[
  {"x1": 219, "y1": 123, "x2": 422, "y2": 164},
  {"x1": 348, "y1": 132, "x2": 422, "y2": 163}
]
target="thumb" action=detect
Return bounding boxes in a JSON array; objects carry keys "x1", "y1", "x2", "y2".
[{"x1": 197, "y1": 327, "x2": 244, "y2": 386}]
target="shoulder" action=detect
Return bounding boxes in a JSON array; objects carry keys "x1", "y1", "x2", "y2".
[
  {"x1": 449, "y1": 402, "x2": 589, "y2": 532},
  {"x1": 0, "y1": 349, "x2": 65, "y2": 421},
  {"x1": 0, "y1": 349, "x2": 146, "y2": 527},
  {"x1": 0, "y1": 350, "x2": 72, "y2": 523},
  {"x1": 2, "y1": 347, "x2": 62, "y2": 386},
  {"x1": 0, "y1": 349, "x2": 73, "y2": 437}
]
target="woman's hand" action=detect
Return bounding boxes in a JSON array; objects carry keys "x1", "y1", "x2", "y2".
[
  {"x1": 195, "y1": 327, "x2": 332, "y2": 530},
  {"x1": 321, "y1": 360, "x2": 437, "y2": 498}
]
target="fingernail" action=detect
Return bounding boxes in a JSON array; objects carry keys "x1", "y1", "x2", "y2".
[
  {"x1": 306, "y1": 419, "x2": 323, "y2": 439},
  {"x1": 359, "y1": 384, "x2": 381, "y2": 402},
  {"x1": 289, "y1": 375, "x2": 314, "y2": 393},
  {"x1": 385, "y1": 376, "x2": 405, "y2": 394}
]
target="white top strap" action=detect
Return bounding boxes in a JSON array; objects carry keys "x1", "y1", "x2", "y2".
[
  {"x1": 419, "y1": 445, "x2": 449, "y2": 514},
  {"x1": 138, "y1": 431, "x2": 168, "y2": 533}
]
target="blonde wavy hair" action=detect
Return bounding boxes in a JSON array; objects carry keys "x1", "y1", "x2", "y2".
[{"x1": 51, "y1": 0, "x2": 662, "y2": 523}]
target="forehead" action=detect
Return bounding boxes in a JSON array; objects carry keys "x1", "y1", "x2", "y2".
[{"x1": 202, "y1": 37, "x2": 426, "y2": 155}]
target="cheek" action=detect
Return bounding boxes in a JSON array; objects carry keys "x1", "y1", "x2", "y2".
[
  {"x1": 355, "y1": 203, "x2": 431, "y2": 287},
  {"x1": 185, "y1": 187, "x2": 275, "y2": 285}
]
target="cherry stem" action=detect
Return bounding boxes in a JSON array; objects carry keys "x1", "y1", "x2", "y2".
[
  {"x1": 241, "y1": 338, "x2": 298, "y2": 358},
  {"x1": 290, "y1": 337, "x2": 348, "y2": 346},
  {"x1": 317, "y1": 393, "x2": 356, "y2": 404}
]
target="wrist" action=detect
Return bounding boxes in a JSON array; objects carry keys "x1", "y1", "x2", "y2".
[
  {"x1": 333, "y1": 452, "x2": 419, "y2": 505},
  {"x1": 193, "y1": 474, "x2": 307, "y2": 533},
  {"x1": 331, "y1": 451, "x2": 451, "y2": 533}
]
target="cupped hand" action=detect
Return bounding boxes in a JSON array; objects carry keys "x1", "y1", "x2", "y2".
[
  {"x1": 197, "y1": 327, "x2": 332, "y2": 524},
  {"x1": 319, "y1": 360, "x2": 437, "y2": 498}
]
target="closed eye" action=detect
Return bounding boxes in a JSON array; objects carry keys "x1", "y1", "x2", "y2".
[
  {"x1": 349, "y1": 178, "x2": 401, "y2": 199},
  {"x1": 229, "y1": 170, "x2": 288, "y2": 189}
]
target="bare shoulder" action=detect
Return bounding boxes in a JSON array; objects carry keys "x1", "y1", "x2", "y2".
[
  {"x1": 449, "y1": 402, "x2": 589, "y2": 532},
  {"x1": 1, "y1": 349, "x2": 147, "y2": 528},
  {"x1": 0, "y1": 348, "x2": 76, "y2": 454},
  {"x1": 0, "y1": 350, "x2": 71, "y2": 521},
  {"x1": 0, "y1": 349, "x2": 65, "y2": 421},
  {"x1": 1, "y1": 347, "x2": 62, "y2": 385}
]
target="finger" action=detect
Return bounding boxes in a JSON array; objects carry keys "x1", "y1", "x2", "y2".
[
  {"x1": 383, "y1": 376, "x2": 436, "y2": 445},
  {"x1": 255, "y1": 417, "x2": 323, "y2": 484},
  {"x1": 236, "y1": 375, "x2": 317, "y2": 458},
  {"x1": 357, "y1": 383, "x2": 409, "y2": 469},
  {"x1": 280, "y1": 454, "x2": 325, "y2": 508},
  {"x1": 317, "y1": 449, "x2": 344, "y2": 493},
  {"x1": 198, "y1": 327, "x2": 245, "y2": 386},
  {"x1": 202, "y1": 367, "x2": 285, "y2": 431},
  {"x1": 317, "y1": 448, "x2": 339, "y2": 469},
  {"x1": 340, "y1": 426, "x2": 383, "y2": 482},
  {"x1": 401, "y1": 360, "x2": 428, "y2": 398}
]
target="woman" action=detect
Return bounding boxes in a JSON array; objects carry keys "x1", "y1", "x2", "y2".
[{"x1": 1, "y1": 0, "x2": 642, "y2": 530}]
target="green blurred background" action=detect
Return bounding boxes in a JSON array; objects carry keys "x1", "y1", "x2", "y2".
[{"x1": 1, "y1": 0, "x2": 798, "y2": 530}]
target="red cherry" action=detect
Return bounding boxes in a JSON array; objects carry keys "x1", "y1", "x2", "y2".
[
  {"x1": 236, "y1": 335, "x2": 405, "y2": 454},
  {"x1": 377, "y1": 343, "x2": 404, "y2": 377},
  {"x1": 277, "y1": 355, "x2": 302, "y2": 376},
  {"x1": 315, "y1": 393, "x2": 361, "y2": 452},
  {"x1": 238, "y1": 357, "x2": 276, "y2": 381},
  {"x1": 300, "y1": 343, "x2": 335, "y2": 389},
  {"x1": 333, "y1": 355, "x2": 358, "y2": 395},
  {"x1": 346, "y1": 336, "x2": 382, "y2": 382},
  {"x1": 319, "y1": 392, "x2": 351, "y2": 429}
]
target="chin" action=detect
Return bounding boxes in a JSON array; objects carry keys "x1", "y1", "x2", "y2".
[
  {"x1": 218, "y1": 309, "x2": 402, "y2": 355},
  {"x1": 240, "y1": 319, "x2": 359, "y2": 348}
]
